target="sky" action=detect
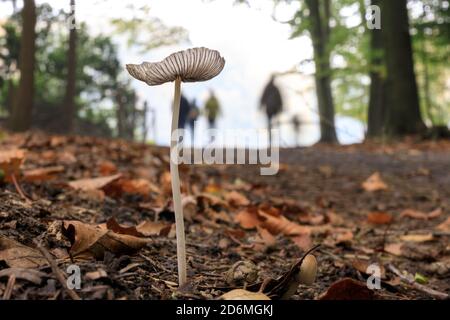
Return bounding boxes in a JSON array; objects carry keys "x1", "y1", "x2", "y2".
[{"x1": 0, "y1": 0, "x2": 365, "y2": 147}]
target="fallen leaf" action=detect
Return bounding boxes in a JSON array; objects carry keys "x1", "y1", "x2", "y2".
[
  {"x1": 0, "y1": 236, "x2": 47, "y2": 268},
  {"x1": 220, "y1": 289, "x2": 271, "y2": 300},
  {"x1": 98, "y1": 161, "x2": 117, "y2": 176},
  {"x1": 436, "y1": 217, "x2": 450, "y2": 231},
  {"x1": 23, "y1": 166, "x2": 65, "y2": 182},
  {"x1": 62, "y1": 220, "x2": 151, "y2": 259},
  {"x1": 362, "y1": 172, "x2": 388, "y2": 192},
  {"x1": 352, "y1": 260, "x2": 386, "y2": 279},
  {"x1": 400, "y1": 208, "x2": 442, "y2": 220},
  {"x1": 136, "y1": 221, "x2": 172, "y2": 237},
  {"x1": 0, "y1": 149, "x2": 26, "y2": 181},
  {"x1": 256, "y1": 226, "x2": 276, "y2": 247},
  {"x1": 367, "y1": 212, "x2": 393, "y2": 225},
  {"x1": 235, "y1": 208, "x2": 260, "y2": 230},
  {"x1": 68, "y1": 174, "x2": 122, "y2": 191},
  {"x1": 400, "y1": 233, "x2": 434, "y2": 243},
  {"x1": 225, "y1": 191, "x2": 250, "y2": 207},
  {"x1": 115, "y1": 178, "x2": 160, "y2": 197},
  {"x1": 319, "y1": 278, "x2": 375, "y2": 300},
  {"x1": 384, "y1": 243, "x2": 404, "y2": 256},
  {"x1": 258, "y1": 210, "x2": 310, "y2": 237},
  {"x1": 0, "y1": 268, "x2": 46, "y2": 285},
  {"x1": 85, "y1": 269, "x2": 108, "y2": 281}
]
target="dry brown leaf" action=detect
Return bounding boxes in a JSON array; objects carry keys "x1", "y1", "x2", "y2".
[
  {"x1": 220, "y1": 289, "x2": 271, "y2": 300},
  {"x1": 400, "y1": 208, "x2": 442, "y2": 220},
  {"x1": 362, "y1": 172, "x2": 388, "y2": 192},
  {"x1": 256, "y1": 226, "x2": 276, "y2": 247},
  {"x1": 235, "y1": 208, "x2": 260, "y2": 230},
  {"x1": 136, "y1": 221, "x2": 172, "y2": 237},
  {"x1": 436, "y1": 217, "x2": 450, "y2": 231},
  {"x1": 0, "y1": 268, "x2": 46, "y2": 285},
  {"x1": 23, "y1": 166, "x2": 65, "y2": 182},
  {"x1": 352, "y1": 260, "x2": 386, "y2": 279},
  {"x1": 0, "y1": 236, "x2": 47, "y2": 268},
  {"x1": 225, "y1": 191, "x2": 250, "y2": 207},
  {"x1": 0, "y1": 149, "x2": 26, "y2": 181},
  {"x1": 367, "y1": 212, "x2": 393, "y2": 225},
  {"x1": 68, "y1": 174, "x2": 122, "y2": 191},
  {"x1": 98, "y1": 161, "x2": 117, "y2": 176},
  {"x1": 258, "y1": 210, "x2": 311, "y2": 237},
  {"x1": 319, "y1": 278, "x2": 376, "y2": 300},
  {"x1": 384, "y1": 243, "x2": 404, "y2": 256},
  {"x1": 400, "y1": 233, "x2": 434, "y2": 243},
  {"x1": 62, "y1": 220, "x2": 151, "y2": 259},
  {"x1": 85, "y1": 269, "x2": 108, "y2": 280},
  {"x1": 117, "y1": 178, "x2": 159, "y2": 196}
]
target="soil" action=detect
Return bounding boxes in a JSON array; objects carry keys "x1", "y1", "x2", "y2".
[{"x1": 0, "y1": 132, "x2": 449, "y2": 300}]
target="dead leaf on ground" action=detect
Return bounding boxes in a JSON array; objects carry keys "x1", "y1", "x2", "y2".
[
  {"x1": 68, "y1": 174, "x2": 122, "y2": 191},
  {"x1": 400, "y1": 233, "x2": 434, "y2": 243},
  {"x1": 436, "y1": 217, "x2": 450, "y2": 231},
  {"x1": 23, "y1": 166, "x2": 65, "y2": 182},
  {"x1": 235, "y1": 208, "x2": 260, "y2": 230},
  {"x1": 225, "y1": 191, "x2": 250, "y2": 207},
  {"x1": 0, "y1": 236, "x2": 47, "y2": 268},
  {"x1": 98, "y1": 160, "x2": 117, "y2": 176},
  {"x1": 384, "y1": 243, "x2": 404, "y2": 256},
  {"x1": 367, "y1": 212, "x2": 393, "y2": 225},
  {"x1": 319, "y1": 278, "x2": 376, "y2": 300},
  {"x1": 106, "y1": 218, "x2": 171, "y2": 237},
  {"x1": 62, "y1": 220, "x2": 151, "y2": 259},
  {"x1": 0, "y1": 149, "x2": 26, "y2": 181},
  {"x1": 362, "y1": 172, "x2": 388, "y2": 192},
  {"x1": 352, "y1": 260, "x2": 386, "y2": 279},
  {"x1": 220, "y1": 289, "x2": 271, "y2": 300},
  {"x1": 400, "y1": 208, "x2": 442, "y2": 220},
  {"x1": 0, "y1": 268, "x2": 46, "y2": 285}
]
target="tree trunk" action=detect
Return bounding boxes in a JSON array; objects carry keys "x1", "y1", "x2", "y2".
[
  {"x1": 306, "y1": 0, "x2": 338, "y2": 143},
  {"x1": 380, "y1": 0, "x2": 426, "y2": 136},
  {"x1": 10, "y1": 0, "x2": 37, "y2": 132},
  {"x1": 367, "y1": 0, "x2": 386, "y2": 138},
  {"x1": 63, "y1": 0, "x2": 77, "y2": 133}
]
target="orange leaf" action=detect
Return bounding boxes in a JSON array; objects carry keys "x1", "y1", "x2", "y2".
[
  {"x1": 235, "y1": 208, "x2": 259, "y2": 229},
  {"x1": 68, "y1": 174, "x2": 122, "y2": 191},
  {"x1": 225, "y1": 191, "x2": 250, "y2": 207},
  {"x1": 367, "y1": 212, "x2": 393, "y2": 225},
  {"x1": 23, "y1": 166, "x2": 65, "y2": 182},
  {"x1": 319, "y1": 278, "x2": 375, "y2": 300},
  {"x1": 400, "y1": 208, "x2": 442, "y2": 220},
  {"x1": 98, "y1": 161, "x2": 117, "y2": 176},
  {"x1": 436, "y1": 217, "x2": 450, "y2": 232},
  {"x1": 0, "y1": 149, "x2": 26, "y2": 180},
  {"x1": 362, "y1": 172, "x2": 388, "y2": 192}
]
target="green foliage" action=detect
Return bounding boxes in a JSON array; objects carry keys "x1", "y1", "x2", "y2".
[{"x1": 110, "y1": 4, "x2": 189, "y2": 53}]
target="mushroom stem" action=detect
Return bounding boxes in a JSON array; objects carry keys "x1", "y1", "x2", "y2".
[{"x1": 170, "y1": 77, "x2": 187, "y2": 286}]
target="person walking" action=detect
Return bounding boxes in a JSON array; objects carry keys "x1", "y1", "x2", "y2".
[{"x1": 260, "y1": 74, "x2": 283, "y2": 146}]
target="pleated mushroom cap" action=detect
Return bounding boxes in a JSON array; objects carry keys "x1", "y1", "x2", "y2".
[{"x1": 126, "y1": 47, "x2": 225, "y2": 86}]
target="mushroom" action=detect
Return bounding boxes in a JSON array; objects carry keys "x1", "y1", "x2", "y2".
[{"x1": 126, "y1": 47, "x2": 225, "y2": 286}]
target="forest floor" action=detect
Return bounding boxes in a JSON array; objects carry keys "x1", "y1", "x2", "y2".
[{"x1": 0, "y1": 132, "x2": 449, "y2": 300}]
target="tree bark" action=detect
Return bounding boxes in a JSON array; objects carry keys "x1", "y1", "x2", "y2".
[
  {"x1": 10, "y1": 0, "x2": 37, "y2": 132},
  {"x1": 305, "y1": 0, "x2": 338, "y2": 143},
  {"x1": 63, "y1": 0, "x2": 78, "y2": 133},
  {"x1": 380, "y1": 0, "x2": 426, "y2": 136},
  {"x1": 367, "y1": 0, "x2": 386, "y2": 138}
]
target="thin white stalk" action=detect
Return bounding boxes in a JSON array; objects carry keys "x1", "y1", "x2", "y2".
[{"x1": 170, "y1": 77, "x2": 187, "y2": 286}]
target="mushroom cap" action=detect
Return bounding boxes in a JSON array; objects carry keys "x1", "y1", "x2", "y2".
[{"x1": 126, "y1": 47, "x2": 225, "y2": 86}]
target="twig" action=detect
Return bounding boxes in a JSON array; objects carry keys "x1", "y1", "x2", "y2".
[
  {"x1": 3, "y1": 274, "x2": 16, "y2": 300},
  {"x1": 10, "y1": 173, "x2": 31, "y2": 203},
  {"x1": 34, "y1": 240, "x2": 81, "y2": 300},
  {"x1": 388, "y1": 264, "x2": 449, "y2": 300}
]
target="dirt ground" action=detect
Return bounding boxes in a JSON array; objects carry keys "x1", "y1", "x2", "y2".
[{"x1": 0, "y1": 132, "x2": 449, "y2": 300}]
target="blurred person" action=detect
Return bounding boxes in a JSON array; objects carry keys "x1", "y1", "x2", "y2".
[
  {"x1": 187, "y1": 98, "x2": 200, "y2": 146},
  {"x1": 204, "y1": 90, "x2": 221, "y2": 130},
  {"x1": 260, "y1": 74, "x2": 283, "y2": 146}
]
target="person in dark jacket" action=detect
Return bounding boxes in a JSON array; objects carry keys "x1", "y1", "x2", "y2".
[
  {"x1": 187, "y1": 98, "x2": 200, "y2": 146},
  {"x1": 260, "y1": 74, "x2": 283, "y2": 146}
]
